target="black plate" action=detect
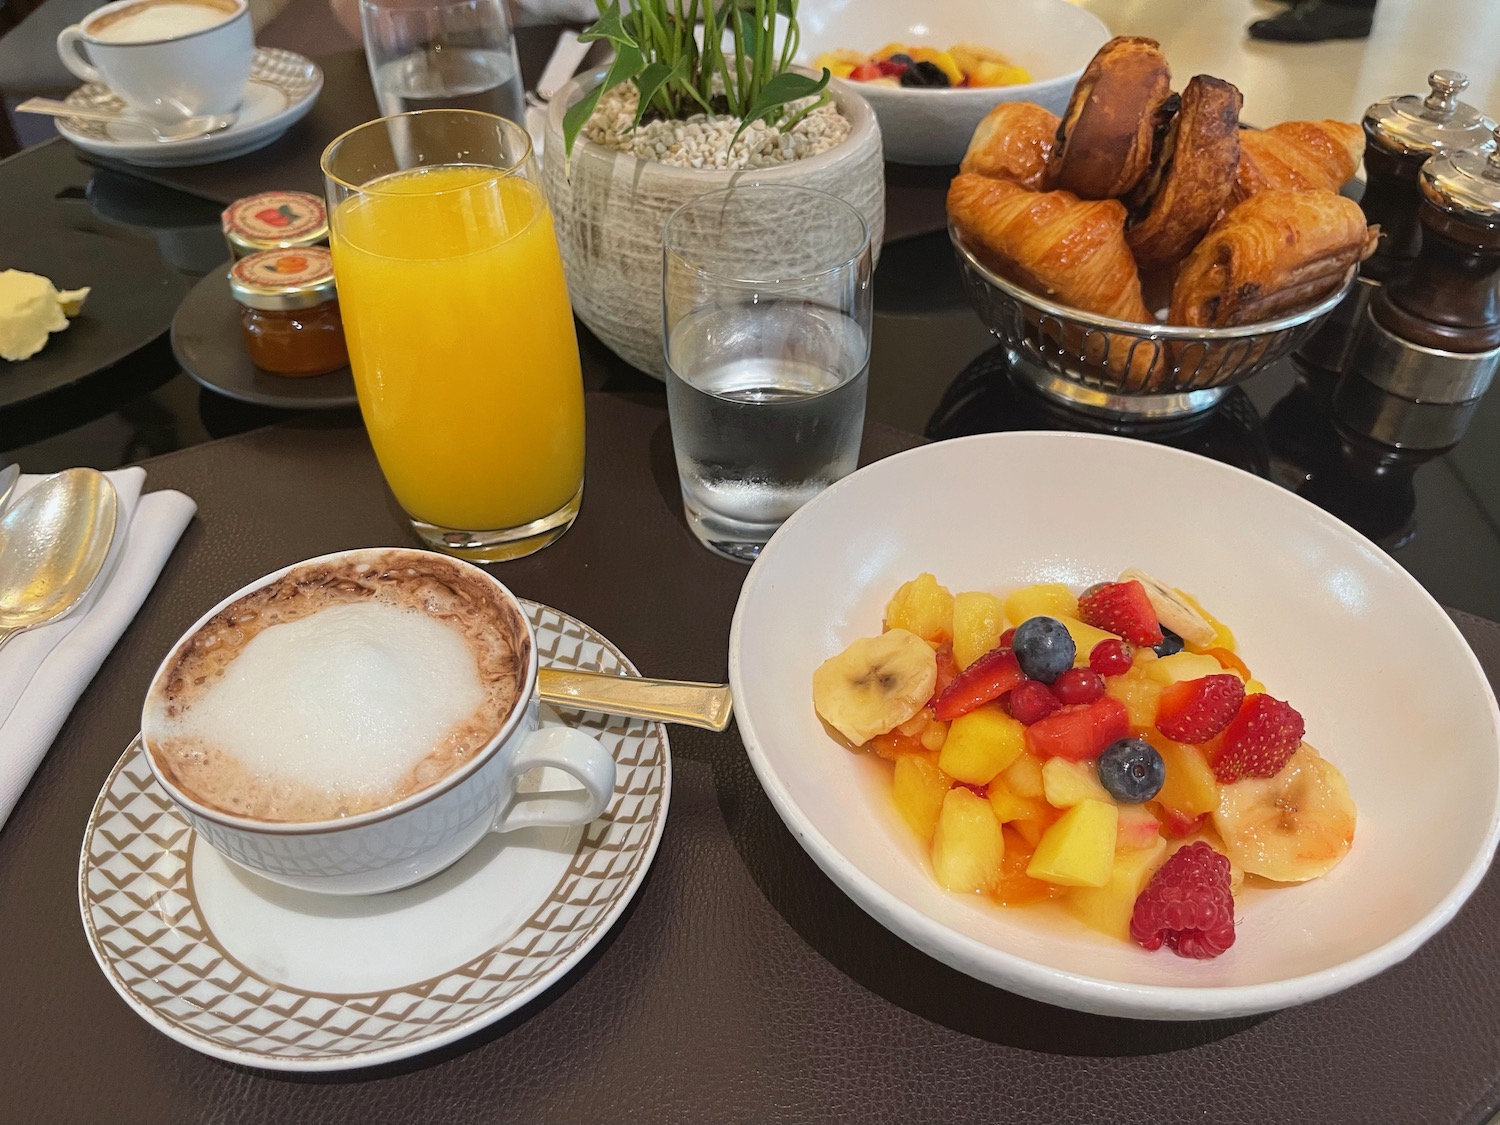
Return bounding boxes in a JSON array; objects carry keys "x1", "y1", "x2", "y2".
[
  {"x1": 170, "y1": 267, "x2": 357, "y2": 410},
  {"x1": 0, "y1": 228, "x2": 191, "y2": 411}
]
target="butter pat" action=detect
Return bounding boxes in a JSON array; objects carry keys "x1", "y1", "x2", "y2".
[{"x1": 0, "y1": 270, "x2": 90, "y2": 362}]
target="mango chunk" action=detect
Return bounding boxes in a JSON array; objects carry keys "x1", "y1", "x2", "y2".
[
  {"x1": 1153, "y1": 738, "x2": 1220, "y2": 818},
  {"x1": 931, "y1": 788, "x2": 1004, "y2": 894},
  {"x1": 1064, "y1": 836, "x2": 1168, "y2": 939},
  {"x1": 1027, "y1": 798, "x2": 1118, "y2": 888},
  {"x1": 1146, "y1": 652, "x2": 1224, "y2": 685},
  {"x1": 938, "y1": 705, "x2": 1026, "y2": 786},
  {"x1": 892, "y1": 753, "x2": 952, "y2": 842},
  {"x1": 999, "y1": 750, "x2": 1046, "y2": 799}
]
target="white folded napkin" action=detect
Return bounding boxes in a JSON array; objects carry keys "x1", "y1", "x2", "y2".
[{"x1": 0, "y1": 468, "x2": 195, "y2": 830}]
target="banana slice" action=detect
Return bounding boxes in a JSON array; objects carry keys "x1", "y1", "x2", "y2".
[
  {"x1": 813, "y1": 629, "x2": 938, "y2": 746},
  {"x1": 1212, "y1": 744, "x2": 1356, "y2": 882},
  {"x1": 1119, "y1": 568, "x2": 1216, "y2": 647}
]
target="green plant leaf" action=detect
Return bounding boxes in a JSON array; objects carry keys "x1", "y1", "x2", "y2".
[
  {"x1": 579, "y1": 0, "x2": 636, "y2": 48},
  {"x1": 562, "y1": 40, "x2": 645, "y2": 159},
  {"x1": 631, "y1": 59, "x2": 685, "y2": 127},
  {"x1": 732, "y1": 67, "x2": 829, "y2": 143}
]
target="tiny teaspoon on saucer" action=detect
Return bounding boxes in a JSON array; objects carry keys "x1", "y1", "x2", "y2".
[
  {"x1": 17, "y1": 97, "x2": 236, "y2": 142},
  {"x1": 0, "y1": 469, "x2": 118, "y2": 654},
  {"x1": 538, "y1": 667, "x2": 733, "y2": 731}
]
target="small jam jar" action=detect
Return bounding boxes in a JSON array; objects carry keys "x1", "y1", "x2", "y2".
[
  {"x1": 230, "y1": 247, "x2": 349, "y2": 377},
  {"x1": 221, "y1": 190, "x2": 329, "y2": 259}
]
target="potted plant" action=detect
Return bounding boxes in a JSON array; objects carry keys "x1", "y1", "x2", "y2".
[{"x1": 542, "y1": 0, "x2": 885, "y2": 378}]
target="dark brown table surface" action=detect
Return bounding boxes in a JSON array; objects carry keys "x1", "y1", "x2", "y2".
[{"x1": 4, "y1": 394, "x2": 1500, "y2": 1125}]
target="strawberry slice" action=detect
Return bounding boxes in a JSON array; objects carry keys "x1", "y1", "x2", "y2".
[
  {"x1": 1077, "y1": 580, "x2": 1164, "y2": 647},
  {"x1": 1024, "y1": 696, "x2": 1130, "y2": 761},
  {"x1": 1207, "y1": 694, "x2": 1305, "y2": 783},
  {"x1": 1155, "y1": 674, "x2": 1245, "y2": 744},
  {"x1": 932, "y1": 647, "x2": 1024, "y2": 721},
  {"x1": 932, "y1": 644, "x2": 960, "y2": 701}
]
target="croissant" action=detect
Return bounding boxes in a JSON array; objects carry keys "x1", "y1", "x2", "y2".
[
  {"x1": 959, "y1": 102, "x2": 1059, "y2": 190},
  {"x1": 1170, "y1": 189, "x2": 1377, "y2": 327},
  {"x1": 1232, "y1": 120, "x2": 1364, "y2": 203},
  {"x1": 947, "y1": 174, "x2": 1151, "y2": 322}
]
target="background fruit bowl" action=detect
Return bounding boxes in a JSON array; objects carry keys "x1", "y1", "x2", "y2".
[
  {"x1": 792, "y1": 0, "x2": 1111, "y2": 165},
  {"x1": 728, "y1": 431, "x2": 1500, "y2": 1020}
]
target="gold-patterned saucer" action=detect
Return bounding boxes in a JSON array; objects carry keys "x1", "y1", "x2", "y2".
[
  {"x1": 56, "y1": 48, "x2": 322, "y2": 168},
  {"x1": 78, "y1": 602, "x2": 669, "y2": 1071}
]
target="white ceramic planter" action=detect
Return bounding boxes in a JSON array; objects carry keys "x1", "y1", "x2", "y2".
[{"x1": 542, "y1": 72, "x2": 885, "y2": 379}]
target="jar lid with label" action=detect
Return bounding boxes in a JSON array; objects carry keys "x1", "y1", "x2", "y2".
[
  {"x1": 1419, "y1": 126, "x2": 1500, "y2": 223},
  {"x1": 221, "y1": 191, "x2": 329, "y2": 256},
  {"x1": 1363, "y1": 70, "x2": 1497, "y2": 160},
  {"x1": 229, "y1": 247, "x2": 339, "y2": 312}
]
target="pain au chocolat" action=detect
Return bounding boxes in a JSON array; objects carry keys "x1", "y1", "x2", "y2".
[
  {"x1": 1126, "y1": 75, "x2": 1244, "y2": 270},
  {"x1": 1046, "y1": 36, "x2": 1174, "y2": 200}
]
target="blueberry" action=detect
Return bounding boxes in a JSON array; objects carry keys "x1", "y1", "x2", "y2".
[
  {"x1": 1153, "y1": 626, "x2": 1184, "y2": 657},
  {"x1": 1097, "y1": 738, "x2": 1166, "y2": 803},
  {"x1": 899, "y1": 60, "x2": 951, "y2": 88},
  {"x1": 888, "y1": 52, "x2": 915, "y2": 66},
  {"x1": 1011, "y1": 616, "x2": 1076, "y2": 684}
]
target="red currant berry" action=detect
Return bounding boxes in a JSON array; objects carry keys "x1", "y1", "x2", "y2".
[
  {"x1": 1089, "y1": 638, "x2": 1134, "y2": 677},
  {"x1": 1053, "y1": 667, "x2": 1105, "y2": 705},
  {"x1": 999, "y1": 627, "x2": 1017, "y2": 650},
  {"x1": 1007, "y1": 680, "x2": 1061, "y2": 725}
]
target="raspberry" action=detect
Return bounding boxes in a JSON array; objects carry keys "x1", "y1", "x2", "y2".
[
  {"x1": 1088, "y1": 638, "x2": 1134, "y2": 677},
  {"x1": 1077, "y1": 581, "x2": 1164, "y2": 647},
  {"x1": 1007, "y1": 680, "x2": 1061, "y2": 725},
  {"x1": 1130, "y1": 841, "x2": 1236, "y2": 959},
  {"x1": 1208, "y1": 694, "x2": 1305, "y2": 783},
  {"x1": 1155, "y1": 674, "x2": 1245, "y2": 744}
]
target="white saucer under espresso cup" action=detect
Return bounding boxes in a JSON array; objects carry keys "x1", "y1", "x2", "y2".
[
  {"x1": 139, "y1": 548, "x2": 618, "y2": 896},
  {"x1": 56, "y1": 0, "x2": 254, "y2": 127}
]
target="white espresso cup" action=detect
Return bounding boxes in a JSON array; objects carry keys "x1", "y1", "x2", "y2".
[
  {"x1": 56, "y1": 0, "x2": 254, "y2": 126},
  {"x1": 140, "y1": 548, "x2": 617, "y2": 895}
]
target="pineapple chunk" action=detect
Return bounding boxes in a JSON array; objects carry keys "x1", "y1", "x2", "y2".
[
  {"x1": 931, "y1": 788, "x2": 1004, "y2": 894},
  {"x1": 1153, "y1": 738, "x2": 1220, "y2": 818},
  {"x1": 892, "y1": 754, "x2": 952, "y2": 842},
  {"x1": 1027, "y1": 799, "x2": 1118, "y2": 888},
  {"x1": 885, "y1": 573, "x2": 954, "y2": 644},
  {"x1": 938, "y1": 705, "x2": 1026, "y2": 785},
  {"x1": 999, "y1": 751, "x2": 1046, "y2": 799},
  {"x1": 1041, "y1": 758, "x2": 1113, "y2": 808},
  {"x1": 988, "y1": 781, "x2": 1051, "y2": 826},
  {"x1": 952, "y1": 591, "x2": 1005, "y2": 670},
  {"x1": 1105, "y1": 667, "x2": 1164, "y2": 729},
  {"x1": 1064, "y1": 836, "x2": 1168, "y2": 939},
  {"x1": 1002, "y1": 583, "x2": 1077, "y2": 626},
  {"x1": 1145, "y1": 652, "x2": 1224, "y2": 685},
  {"x1": 967, "y1": 60, "x2": 1032, "y2": 87}
]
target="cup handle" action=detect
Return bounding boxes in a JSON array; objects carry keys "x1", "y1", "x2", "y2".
[
  {"x1": 491, "y1": 725, "x2": 615, "y2": 834},
  {"x1": 56, "y1": 25, "x2": 102, "y2": 84}
]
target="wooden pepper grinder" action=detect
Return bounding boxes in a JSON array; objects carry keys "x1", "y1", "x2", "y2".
[
  {"x1": 1298, "y1": 70, "x2": 1496, "y2": 372},
  {"x1": 1337, "y1": 129, "x2": 1500, "y2": 446}
]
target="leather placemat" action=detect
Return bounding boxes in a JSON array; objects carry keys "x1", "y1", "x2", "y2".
[{"x1": 2, "y1": 392, "x2": 1497, "y2": 1124}]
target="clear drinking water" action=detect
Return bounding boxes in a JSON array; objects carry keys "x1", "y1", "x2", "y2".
[
  {"x1": 372, "y1": 46, "x2": 524, "y2": 121},
  {"x1": 666, "y1": 303, "x2": 869, "y2": 561}
]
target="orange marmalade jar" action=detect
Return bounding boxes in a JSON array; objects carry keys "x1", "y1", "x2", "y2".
[{"x1": 229, "y1": 248, "x2": 348, "y2": 377}]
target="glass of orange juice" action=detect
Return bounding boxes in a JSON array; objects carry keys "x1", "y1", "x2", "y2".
[{"x1": 321, "y1": 110, "x2": 584, "y2": 561}]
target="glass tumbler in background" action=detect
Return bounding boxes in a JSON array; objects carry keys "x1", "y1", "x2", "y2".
[
  {"x1": 359, "y1": 0, "x2": 524, "y2": 122},
  {"x1": 322, "y1": 111, "x2": 585, "y2": 561},
  {"x1": 663, "y1": 184, "x2": 873, "y2": 562}
]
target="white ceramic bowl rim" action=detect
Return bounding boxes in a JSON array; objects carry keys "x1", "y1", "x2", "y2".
[
  {"x1": 728, "y1": 431, "x2": 1500, "y2": 1018},
  {"x1": 140, "y1": 547, "x2": 540, "y2": 836}
]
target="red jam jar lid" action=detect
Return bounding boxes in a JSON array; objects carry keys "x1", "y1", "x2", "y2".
[
  {"x1": 221, "y1": 191, "x2": 329, "y2": 255},
  {"x1": 229, "y1": 247, "x2": 338, "y2": 312}
]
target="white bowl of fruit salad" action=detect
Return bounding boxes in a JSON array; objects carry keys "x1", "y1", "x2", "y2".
[
  {"x1": 728, "y1": 431, "x2": 1500, "y2": 1020},
  {"x1": 793, "y1": 0, "x2": 1110, "y2": 165}
]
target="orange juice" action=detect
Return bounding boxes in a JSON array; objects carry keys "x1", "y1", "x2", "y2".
[{"x1": 329, "y1": 165, "x2": 583, "y2": 532}]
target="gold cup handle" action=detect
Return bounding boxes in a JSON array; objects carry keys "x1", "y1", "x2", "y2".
[{"x1": 537, "y1": 668, "x2": 734, "y2": 732}]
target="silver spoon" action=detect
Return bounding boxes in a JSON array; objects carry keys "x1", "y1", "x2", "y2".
[
  {"x1": 17, "y1": 97, "x2": 236, "y2": 143},
  {"x1": 0, "y1": 464, "x2": 18, "y2": 515},
  {"x1": 537, "y1": 667, "x2": 733, "y2": 731},
  {"x1": 0, "y1": 469, "x2": 118, "y2": 655}
]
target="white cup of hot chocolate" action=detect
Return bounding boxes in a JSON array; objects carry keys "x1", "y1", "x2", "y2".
[
  {"x1": 140, "y1": 547, "x2": 616, "y2": 895},
  {"x1": 56, "y1": 0, "x2": 254, "y2": 127}
]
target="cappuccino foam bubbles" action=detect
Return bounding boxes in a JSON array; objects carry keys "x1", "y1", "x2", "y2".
[{"x1": 143, "y1": 551, "x2": 528, "y2": 823}]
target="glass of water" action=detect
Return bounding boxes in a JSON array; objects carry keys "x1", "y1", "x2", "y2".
[
  {"x1": 359, "y1": 0, "x2": 524, "y2": 122},
  {"x1": 663, "y1": 184, "x2": 873, "y2": 562}
]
